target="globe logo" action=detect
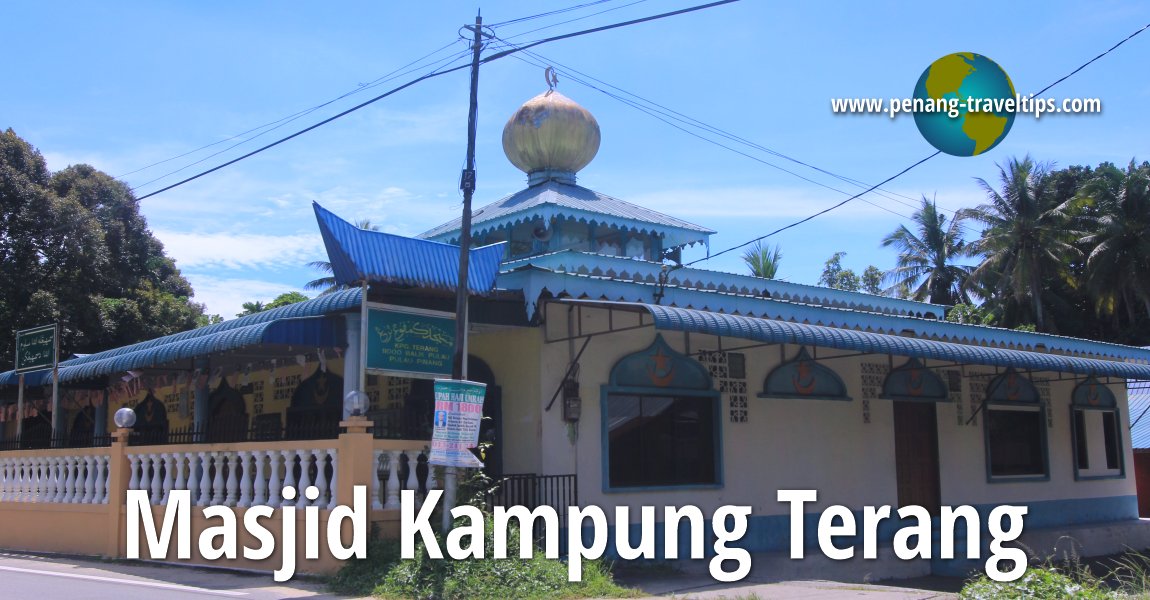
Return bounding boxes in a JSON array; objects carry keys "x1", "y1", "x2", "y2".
[{"x1": 912, "y1": 53, "x2": 1016, "y2": 157}]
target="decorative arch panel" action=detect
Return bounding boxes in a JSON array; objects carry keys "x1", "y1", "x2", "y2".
[
  {"x1": 758, "y1": 347, "x2": 851, "y2": 401},
  {"x1": 881, "y1": 357, "x2": 948, "y2": 402}
]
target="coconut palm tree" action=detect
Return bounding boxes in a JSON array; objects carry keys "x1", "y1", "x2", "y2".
[
  {"x1": 881, "y1": 196, "x2": 972, "y2": 305},
  {"x1": 741, "y1": 241, "x2": 782, "y2": 279},
  {"x1": 1079, "y1": 161, "x2": 1150, "y2": 326},
  {"x1": 963, "y1": 156, "x2": 1082, "y2": 331},
  {"x1": 305, "y1": 219, "x2": 380, "y2": 294}
]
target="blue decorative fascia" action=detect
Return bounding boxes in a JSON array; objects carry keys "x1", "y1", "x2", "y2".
[
  {"x1": 497, "y1": 268, "x2": 1150, "y2": 363},
  {"x1": 427, "y1": 205, "x2": 710, "y2": 251},
  {"x1": 758, "y1": 347, "x2": 851, "y2": 401},
  {"x1": 1073, "y1": 376, "x2": 1117, "y2": 408},
  {"x1": 501, "y1": 250, "x2": 945, "y2": 318},
  {"x1": 881, "y1": 357, "x2": 948, "y2": 402}
]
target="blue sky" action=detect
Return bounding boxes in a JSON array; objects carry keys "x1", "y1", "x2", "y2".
[{"x1": 4, "y1": 1, "x2": 1148, "y2": 318}]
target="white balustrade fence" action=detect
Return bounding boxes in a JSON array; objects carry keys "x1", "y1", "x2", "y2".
[
  {"x1": 373, "y1": 447, "x2": 437, "y2": 510},
  {"x1": 127, "y1": 447, "x2": 338, "y2": 509},
  {"x1": 0, "y1": 454, "x2": 110, "y2": 504}
]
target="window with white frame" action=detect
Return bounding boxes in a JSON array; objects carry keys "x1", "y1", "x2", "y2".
[{"x1": 1071, "y1": 377, "x2": 1123, "y2": 479}]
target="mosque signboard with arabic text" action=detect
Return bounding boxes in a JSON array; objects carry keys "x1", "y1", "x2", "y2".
[
  {"x1": 365, "y1": 306, "x2": 455, "y2": 379},
  {"x1": 15, "y1": 324, "x2": 57, "y2": 373}
]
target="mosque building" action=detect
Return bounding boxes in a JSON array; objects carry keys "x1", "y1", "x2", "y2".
[{"x1": 2, "y1": 85, "x2": 1150, "y2": 580}]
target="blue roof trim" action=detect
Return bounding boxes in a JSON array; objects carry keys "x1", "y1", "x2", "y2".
[
  {"x1": 563, "y1": 300, "x2": 1150, "y2": 381},
  {"x1": 0, "y1": 288, "x2": 363, "y2": 387},
  {"x1": 313, "y1": 202, "x2": 506, "y2": 293},
  {"x1": 501, "y1": 250, "x2": 945, "y2": 318},
  {"x1": 498, "y1": 268, "x2": 1150, "y2": 362},
  {"x1": 2, "y1": 317, "x2": 343, "y2": 386},
  {"x1": 419, "y1": 181, "x2": 713, "y2": 250},
  {"x1": 1129, "y1": 384, "x2": 1150, "y2": 449}
]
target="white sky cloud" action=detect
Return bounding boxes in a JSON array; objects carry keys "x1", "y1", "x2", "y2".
[
  {"x1": 154, "y1": 230, "x2": 324, "y2": 270},
  {"x1": 184, "y1": 274, "x2": 308, "y2": 319}
]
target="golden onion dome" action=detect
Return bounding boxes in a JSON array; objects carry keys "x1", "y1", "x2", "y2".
[{"x1": 502, "y1": 89, "x2": 600, "y2": 184}]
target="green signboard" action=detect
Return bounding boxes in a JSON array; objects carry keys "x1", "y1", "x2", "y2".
[
  {"x1": 365, "y1": 307, "x2": 455, "y2": 379},
  {"x1": 15, "y1": 324, "x2": 56, "y2": 372}
]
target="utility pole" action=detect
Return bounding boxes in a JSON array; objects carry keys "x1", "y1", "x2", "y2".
[{"x1": 444, "y1": 11, "x2": 484, "y2": 532}]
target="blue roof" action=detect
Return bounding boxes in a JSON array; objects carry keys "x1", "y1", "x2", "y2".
[
  {"x1": 418, "y1": 180, "x2": 714, "y2": 250},
  {"x1": 501, "y1": 250, "x2": 946, "y2": 319},
  {"x1": 0, "y1": 288, "x2": 363, "y2": 387},
  {"x1": 314, "y1": 202, "x2": 506, "y2": 293},
  {"x1": 499, "y1": 267, "x2": 1150, "y2": 362},
  {"x1": 1130, "y1": 384, "x2": 1150, "y2": 449},
  {"x1": 565, "y1": 300, "x2": 1150, "y2": 381}
]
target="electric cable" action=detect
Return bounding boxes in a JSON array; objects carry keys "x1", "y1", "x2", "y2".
[
  {"x1": 493, "y1": 42, "x2": 918, "y2": 221},
  {"x1": 120, "y1": 40, "x2": 468, "y2": 182},
  {"x1": 132, "y1": 0, "x2": 745, "y2": 200},
  {"x1": 130, "y1": 46, "x2": 474, "y2": 192},
  {"x1": 487, "y1": 0, "x2": 621, "y2": 27},
  {"x1": 496, "y1": 0, "x2": 652, "y2": 42},
  {"x1": 683, "y1": 20, "x2": 1150, "y2": 267},
  {"x1": 492, "y1": 37, "x2": 927, "y2": 219}
]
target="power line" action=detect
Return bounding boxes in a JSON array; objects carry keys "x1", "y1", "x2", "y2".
[
  {"x1": 685, "y1": 20, "x2": 1150, "y2": 267},
  {"x1": 136, "y1": 59, "x2": 475, "y2": 201},
  {"x1": 482, "y1": 0, "x2": 743, "y2": 63},
  {"x1": 121, "y1": 40, "x2": 468, "y2": 183},
  {"x1": 1032, "y1": 21, "x2": 1150, "y2": 97},
  {"x1": 130, "y1": 46, "x2": 474, "y2": 193},
  {"x1": 686, "y1": 151, "x2": 941, "y2": 266},
  {"x1": 493, "y1": 42, "x2": 917, "y2": 221},
  {"x1": 487, "y1": 0, "x2": 622, "y2": 27},
  {"x1": 492, "y1": 37, "x2": 926, "y2": 219},
  {"x1": 133, "y1": 0, "x2": 745, "y2": 201},
  {"x1": 497, "y1": 0, "x2": 652, "y2": 41}
]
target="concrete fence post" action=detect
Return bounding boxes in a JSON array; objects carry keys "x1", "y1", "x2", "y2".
[
  {"x1": 106, "y1": 427, "x2": 131, "y2": 558},
  {"x1": 337, "y1": 418, "x2": 373, "y2": 510}
]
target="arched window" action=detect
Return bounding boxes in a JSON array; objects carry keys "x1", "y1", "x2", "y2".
[
  {"x1": 601, "y1": 335, "x2": 720, "y2": 490},
  {"x1": 983, "y1": 368, "x2": 1048, "y2": 481},
  {"x1": 1070, "y1": 376, "x2": 1123, "y2": 480}
]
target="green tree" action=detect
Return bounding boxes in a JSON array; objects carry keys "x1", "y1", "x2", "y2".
[
  {"x1": 881, "y1": 197, "x2": 972, "y2": 305},
  {"x1": 306, "y1": 219, "x2": 379, "y2": 294},
  {"x1": 267, "y1": 291, "x2": 309, "y2": 309},
  {"x1": 237, "y1": 301, "x2": 266, "y2": 317},
  {"x1": 819, "y1": 252, "x2": 861, "y2": 291},
  {"x1": 1078, "y1": 161, "x2": 1150, "y2": 329},
  {"x1": 0, "y1": 130, "x2": 206, "y2": 365},
  {"x1": 945, "y1": 302, "x2": 997, "y2": 326},
  {"x1": 964, "y1": 156, "x2": 1081, "y2": 332},
  {"x1": 861, "y1": 266, "x2": 883, "y2": 295},
  {"x1": 236, "y1": 292, "x2": 308, "y2": 317},
  {"x1": 741, "y1": 241, "x2": 782, "y2": 279}
]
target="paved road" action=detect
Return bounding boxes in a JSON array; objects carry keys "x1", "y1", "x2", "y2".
[{"x1": 0, "y1": 552, "x2": 364, "y2": 600}]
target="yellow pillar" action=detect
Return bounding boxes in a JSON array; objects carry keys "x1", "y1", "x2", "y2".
[
  {"x1": 105, "y1": 428, "x2": 131, "y2": 558},
  {"x1": 337, "y1": 418, "x2": 374, "y2": 507}
]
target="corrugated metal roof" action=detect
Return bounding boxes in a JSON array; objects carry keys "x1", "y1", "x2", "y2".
[
  {"x1": 501, "y1": 250, "x2": 946, "y2": 319},
  {"x1": 418, "y1": 180, "x2": 714, "y2": 249},
  {"x1": 561, "y1": 300, "x2": 1150, "y2": 380},
  {"x1": 4, "y1": 317, "x2": 342, "y2": 386},
  {"x1": 1129, "y1": 384, "x2": 1150, "y2": 449},
  {"x1": 0, "y1": 289, "x2": 363, "y2": 387},
  {"x1": 505, "y1": 268, "x2": 1150, "y2": 362},
  {"x1": 314, "y1": 202, "x2": 505, "y2": 293}
]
